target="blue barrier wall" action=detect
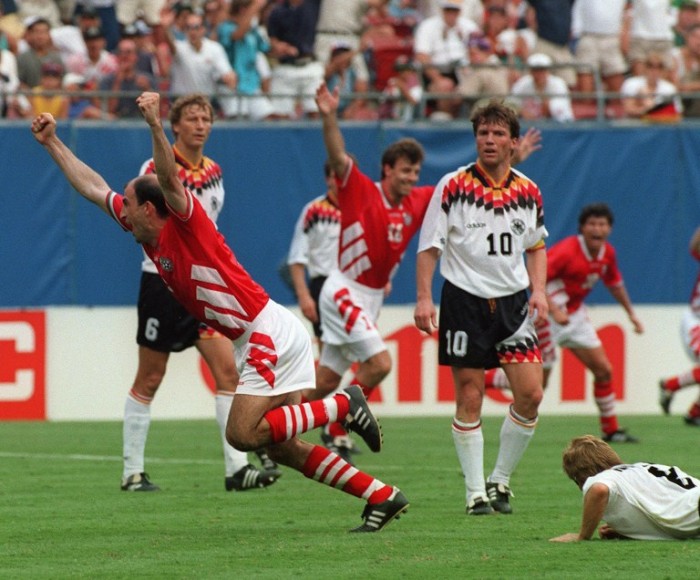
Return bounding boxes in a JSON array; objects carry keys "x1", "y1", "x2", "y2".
[{"x1": 2, "y1": 120, "x2": 699, "y2": 307}]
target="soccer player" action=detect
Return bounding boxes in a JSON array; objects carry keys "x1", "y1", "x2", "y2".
[
  {"x1": 310, "y1": 82, "x2": 434, "y2": 460},
  {"x1": 551, "y1": 435, "x2": 700, "y2": 541},
  {"x1": 123, "y1": 93, "x2": 278, "y2": 493},
  {"x1": 659, "y1": 225, "x2": 700, "y2": 426},
  {"x1": 414, "y1": 99, "x2": 549, "y2": 516},
  {"x1": 31, "y1": 93, "x2": 409, "y2": 533},
  {"x1": 484, "y1": 203, "x2": 644, "y2": 443}
]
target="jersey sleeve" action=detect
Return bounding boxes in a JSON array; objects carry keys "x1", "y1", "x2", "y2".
[
  {"x1": 105, "y1": 191, "x2": 130, "y2": 231},
  {"x1": 139, "y1": 158, "x2": 155, "y2": 176},
  {"x1": 602, "y1": 243, "x2": 624, "y2": 288},
  {"x1": 416, "y1": 179, "x2": 445, "y2": 254},
  {"x1": 287, "y1": 202, "x2": 311, "y2": 266}
]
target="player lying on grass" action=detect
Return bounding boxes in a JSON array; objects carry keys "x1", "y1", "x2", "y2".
[
  {"x1": 30, "y1": 92, "x2": 409, "y2": 533},
  {"x1": 550, "y1": 435, "x2": 700, "y2": 541}
]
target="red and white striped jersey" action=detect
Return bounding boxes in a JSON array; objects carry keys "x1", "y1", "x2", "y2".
[
  {"x1": 107, "y1": 189, "x2": 269, "y2": 341},
  {"x1": 546, "y1": 235, "x2": 623, "y2": 313},
  {"x1": 337, "y1": 160, "x2": 433, "y2": 289},
  {"x1": 287, "y1": 194, "x2": 341, "y2": 278},
  {"x1": 690, "y1": 245, "x2": 700, "y2": 316},
  {"x1": 139, "y1": 146, "x2": 225, "y2": 274}
]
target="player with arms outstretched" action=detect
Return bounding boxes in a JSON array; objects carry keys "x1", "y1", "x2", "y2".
[{"x1": 30, "y1": 93, "x2": 409, "y2": 533}]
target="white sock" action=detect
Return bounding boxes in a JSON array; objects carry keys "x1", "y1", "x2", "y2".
[
  {"x1": 215, "y1": 392, "x2": 249, "y2": 477},
  {"x1": 452, "y1": 417, "x2": 485, "y2": 504},
  {"x1": 489, "y1": 406, "x2": 537, "y2": 485},
  {"x1": 123, "y1": 394, "x2": 151, "y2": 479}
]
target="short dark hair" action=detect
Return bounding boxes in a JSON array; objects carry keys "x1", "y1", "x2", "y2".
[
  {"x1": 470, "y1": 99, "x2": 520, "y2": 139},
  {"x1": 578, "y1": 203, "x2": 614, "y2": 229},
  {"x1": 380, "y1": 138, "x2": 424, "y2": 178},
  {"x1": 133, "y1": 175, "x2": 169, "y2": 218}
]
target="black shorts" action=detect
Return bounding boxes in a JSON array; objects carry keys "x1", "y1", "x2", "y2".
[
  {"x1": 438, "y1": 280, "x2": 539, "y2": 369},
  {"x1": 309, "y1": 275, "x2": 327, "y2": 339},
  {"x1": 136, "y1": 272, "x2": 201, "y2": 353}
]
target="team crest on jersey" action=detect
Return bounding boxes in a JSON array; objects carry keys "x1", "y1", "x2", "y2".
[
  {"x1": 510, "y1": 219, "x2": 526, "y2": 236},
  {"x1": 159, "y1": 257, "x2": 174, "y2": 272},
  {"x1": 404, "y1": 213, "x2": 413, "y2": 226}
]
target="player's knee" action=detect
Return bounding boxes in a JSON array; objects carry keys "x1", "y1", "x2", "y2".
[
  {"x1": 365, "y1": 352, "x2": 392, "y2": 383},
  {"x1": 225, "y1": 424, "x2": 256, "y2": 452},
  {"x1": 132, "y1": 372, "x2": 164, "y2": 398}
]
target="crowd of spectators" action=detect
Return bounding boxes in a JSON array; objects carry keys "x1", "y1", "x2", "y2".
[{"x1": 1, "y1": 0, "x2": 699, "y2": 122}]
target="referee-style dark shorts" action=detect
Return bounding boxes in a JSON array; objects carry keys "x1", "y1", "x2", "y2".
[
  {"x1": 438, "y1": 280, "x2": 540, "y2": 369},
  {"x1": 136, "y1": 272, "x2": 202, "y2": 353},
  {"x1": 309, "y1": 275, "x2": 328, "y2": 339}
]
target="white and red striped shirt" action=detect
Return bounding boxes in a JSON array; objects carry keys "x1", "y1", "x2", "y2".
[
  {"x1": 107, "y1": 188, "x2": 268, "y2": 341},
  {"x1": 337, "y1": 160, "x2": 433, "y2": 290}
]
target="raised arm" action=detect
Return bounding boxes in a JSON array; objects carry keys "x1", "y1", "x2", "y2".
[
  {"x1": 136, "y1": 92, "x2": 188, "y2": 215},
  {"x1": 315, "y1": 82, "x2": 350, "y2": 178},
  {"x1": 31, "y1": 113, "x2": 112, "y2": 213}
]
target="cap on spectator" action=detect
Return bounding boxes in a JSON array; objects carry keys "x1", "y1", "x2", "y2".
[
  {"x1": 83, "y1": 26, "x2": 104, "y2": 41},
  {"x1": 78, "y1": 7, "x2": 99, "y2": 19},
  {"x1": 174, "y1": 1, "x2": 195, "y2": 14},
  {"x1": 41, "y1": 62, "x2": 64, "y2": 77},
  {"x1": 527, "y1": 53, "x2": 553, "y2": 69},
  {"x1": 24, "y1": 15, "x2": 51, "y2": 30},
  {"x1": 63, "y1": 72, "x2": 85, "y2": 87},
  {"x1": 330, "y1": 41, "x2": 353, "y2": 59},
  {"x1": 467, "y1": 33, "x2": 492, "y2": 51},
  {"x1": 134, "y1": 20, "x2": 152, "y2": 36},
  {"x1": 122, "y1": 23, "x2": 139, "y2": 37},
  {"x1": 440, "y1": 0, "x2": 462, "y2": 9}
]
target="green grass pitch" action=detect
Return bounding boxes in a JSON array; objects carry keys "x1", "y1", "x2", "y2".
[{"x1": 1, "y1": 415, "x2": 699, "y2": 578}]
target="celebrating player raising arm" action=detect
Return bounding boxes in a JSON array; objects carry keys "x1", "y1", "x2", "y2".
[{"x1": 32, "y1": 94, "x2": 409, "y2": 533}]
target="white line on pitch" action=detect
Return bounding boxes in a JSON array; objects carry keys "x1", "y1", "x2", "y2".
[{"x1": 0, "y1": 451, "x2": 220, "y2": 465}]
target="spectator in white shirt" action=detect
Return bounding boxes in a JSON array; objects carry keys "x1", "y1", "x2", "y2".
[
  {"x1": 620, "y1": 51, "x2": 682, "y2": 118},
  {"x1": 414, "y1": 0, "x2": 480, "y2": 118},
  {"x1": 510, "y1": 52, "x2": 574, "y2": 122},
  {"x1": 165, "y1": 11, "x2": 238, "y2": 117}
]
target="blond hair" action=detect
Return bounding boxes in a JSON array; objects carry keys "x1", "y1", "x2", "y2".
[{"x1": 562, "y1": 435, "x2": 623, "y2": 487}]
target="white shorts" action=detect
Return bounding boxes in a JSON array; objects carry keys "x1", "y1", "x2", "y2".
[
  {"x1": 116, "y1": 0, "x2": 166, "y2": 25},
  {"x1": 539, "y1": 306, "x2": 601, "y2": 369},
  {"x1": 218, "y1": 91, "x2": 275, "y2": 121},
  {"x1": 681, "y1": 308, "x2": 700, "y2": 362},
  {"x1": 234, "y1": 300, "x2": 315, "y2": 396},
  {"x1": 318, "y1": 270, "x2": 386, "y2": 374},
  {"x1": 269, "y1": 61, "x2": 325, "y2": 116}
]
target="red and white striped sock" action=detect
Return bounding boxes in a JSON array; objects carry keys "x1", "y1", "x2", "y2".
[
  {"x1": 662, "y1": 367, "x2": 700, "y2": 392},
  {"x1": 594, "y1": 381, "x2": 619, "y2": 435},
  {"x1": 302, "y1": 445, "x2": 392, "y2": 504},
  {"x1": 264, "y1": 392, "x2": 350, "y2": 443}
]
